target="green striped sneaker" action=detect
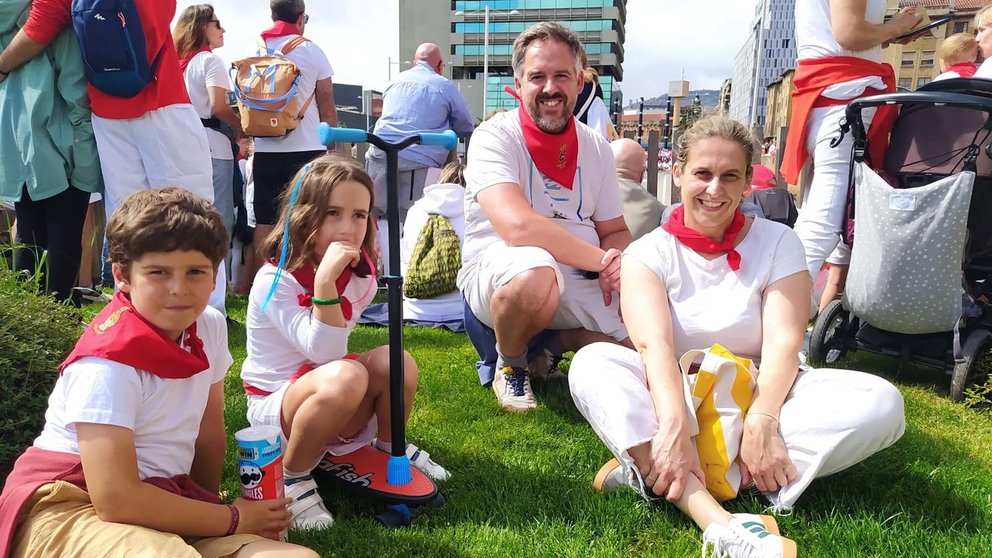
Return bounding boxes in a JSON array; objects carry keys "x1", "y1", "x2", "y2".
[{"x1": 702, "y1": 513, "x2": 796, "y2": 558}]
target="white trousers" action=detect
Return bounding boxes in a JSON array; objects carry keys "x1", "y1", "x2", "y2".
[
  {"x1": 568, "y1": 343, "x2": 905, "y2": 511},
  {"x1": 93, "y1": 105, "x2": 225, "y2": 314},
  {"x1": 793, "y1": 106, "x2": 876, "y2": 277},
  {"x1": 92, "y1": 104, "x2": 214, "y2": 218}
]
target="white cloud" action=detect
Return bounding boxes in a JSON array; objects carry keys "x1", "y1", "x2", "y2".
[
  {"x1": 621, "y1": 0, "x2": 758, "y2": 99},
  {"x1": 174, "y1": 0, "x2": 400, "y2": 92},
  {"x1": 174, "y1": 0, "x2": 756, "y2": 99}
]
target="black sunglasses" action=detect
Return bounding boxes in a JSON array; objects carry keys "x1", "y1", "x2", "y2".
[
  {"x1": 304, "y1": 14, "x2": 310, "y2": 24},
  {"x1": 208, "y1": 19, "x2": 221, "y2": 28}
]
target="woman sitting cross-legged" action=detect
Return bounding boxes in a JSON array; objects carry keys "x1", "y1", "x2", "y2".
[{"x1": 568, "y1": 116, "x2": 905, "y2": 558}]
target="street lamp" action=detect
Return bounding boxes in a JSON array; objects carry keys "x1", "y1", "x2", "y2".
[
  {"x1": 387, "y1": 57, "x2": 411, "y2": 82},
  {"x1": 455, "y1": 7, "x2": 519, "y2": 115}
]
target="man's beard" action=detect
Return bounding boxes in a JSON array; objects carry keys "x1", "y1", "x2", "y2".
[{"x1": 525, "y1": 93, "x2": 573, "y2": 133}]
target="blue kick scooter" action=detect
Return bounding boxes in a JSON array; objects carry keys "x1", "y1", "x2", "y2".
[{"x1": 312, "y1": 124, "x2": 457, "y2": 526}]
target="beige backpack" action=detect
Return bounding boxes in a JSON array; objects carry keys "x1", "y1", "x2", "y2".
[{"x1": 230, "y1": 37, "x2": 315, "y2": 137}]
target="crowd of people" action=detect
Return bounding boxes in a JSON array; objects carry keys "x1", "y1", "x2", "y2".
[{"x1": 4, "y1": 0, "x2": 981, "y2": 556}]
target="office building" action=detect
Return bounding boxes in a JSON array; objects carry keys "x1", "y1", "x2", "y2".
[
  {"x1": 729, "y1": 0, "x2": 797, "y2": 129},
  {"x1": 399, "y1": 1, "x2": 628, "y2": 122}
]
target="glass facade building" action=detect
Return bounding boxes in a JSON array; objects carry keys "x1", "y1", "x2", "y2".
[
  {"x1": 729, "y1": 0, "x2": 797, "y2": 129},
  {"x1": 447, "y1": 0, "x2": 627, "y2": 118}
]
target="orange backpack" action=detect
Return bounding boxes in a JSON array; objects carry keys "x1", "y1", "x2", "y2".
[{"x1": 230, "y1": 37, "x2": 315, "y2": 137}]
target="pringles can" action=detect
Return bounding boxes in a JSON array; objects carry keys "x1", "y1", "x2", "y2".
[
  {"x1": 235, "y1": 425, "x2": 285, "y2": 500},
  {"x1": 235, "y1": 426, "x2": 287, "y2": 539}
]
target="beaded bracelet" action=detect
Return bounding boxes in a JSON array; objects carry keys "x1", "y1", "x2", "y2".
[
  {"x1": 311, "y1": 296, "x2": 342, "y2": 306},
  {"x1": 225, "y1": 503, "x2": 240, "y2": 536}
]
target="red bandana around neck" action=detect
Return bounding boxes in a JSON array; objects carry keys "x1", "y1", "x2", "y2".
[
  {"x1": 945, "y1": 62, "x2": 977, "y2": 78},
  {"x1": 284, "y1": 258, "x2": 367, "y2": 321},
  {"x1": 179, "y1": 46, "x2": 211, "y2": 73},
  {"x1": 661, "y1": 206, "x2": 747, "y2": 271},
  {"x1": 504, "y1": 85, "x2": 579, "y2": 190},
  {"x1": 60, "y1": 292, "x2": 209, "y2": 379},
  {"x1": 260, "y1": 21, "x2": 301, "y2": 41}
]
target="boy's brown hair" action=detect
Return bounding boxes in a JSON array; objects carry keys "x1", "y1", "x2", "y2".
[
  {"x1": 107, "y1": 187, "x2": 229, "y2": 276},
  {"x1": 260, "y1": 155, "x2": 379, "y2": 277},
  {"x1": 938, "y1": 33, "x2": 979, "y2": 68}
]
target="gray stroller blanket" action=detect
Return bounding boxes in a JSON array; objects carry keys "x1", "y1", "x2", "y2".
[{"x1": 844, "y1": 163, "x2": 973, "y2": 334}]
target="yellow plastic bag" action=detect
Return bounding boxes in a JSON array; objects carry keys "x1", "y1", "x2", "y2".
[{"x1": 679, "y1": 343, "x2": 756, "y2": 501}]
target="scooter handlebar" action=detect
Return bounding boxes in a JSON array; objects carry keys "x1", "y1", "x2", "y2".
[
  {"x1": 318, "y1": 124, "x2": 368, "y2": 146},
  {"x1": 418, "y1": 130, "x2": 458, "y2": 150},
  {"x1": 318, "y1": 123, "x2": 458, "y2": 151}
]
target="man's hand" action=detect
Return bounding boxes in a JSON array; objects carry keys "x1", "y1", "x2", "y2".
[
  {"x1": 740, "y1": 414, "x2": 797, "y2": 493},
  {"x1": 641, "y1": 420, "x2": 704, "y2": 502},
  {"x1": 598, "y1": 248, "x2": 622, "y2": 305}
]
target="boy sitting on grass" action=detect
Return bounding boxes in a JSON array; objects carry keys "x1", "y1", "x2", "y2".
[{"x1": 0, "y1": 188, "x2": 316, "y2": 558}]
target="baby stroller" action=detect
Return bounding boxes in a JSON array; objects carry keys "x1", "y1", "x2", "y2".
[{"x1": 807, "y1": 78, "x2": 992, "y2": 403}]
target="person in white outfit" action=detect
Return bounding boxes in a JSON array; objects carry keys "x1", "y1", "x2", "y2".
[
  {"x1": 401, "y1": 162, "x2": 466, "y2": 323},
  {"x1": 973, "y1": 7, "x2": 992, "y2": 78},
  {"x1": 569, "y1": 116, "x2": 905, "y2": 558},
  {"x1": 783, "y1": 0, "x2": 922, "y2": 298}
]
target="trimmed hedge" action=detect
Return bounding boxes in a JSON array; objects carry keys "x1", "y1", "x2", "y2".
[{"x1": 0, "y1": 270, "x2": 84, "y2": 480}]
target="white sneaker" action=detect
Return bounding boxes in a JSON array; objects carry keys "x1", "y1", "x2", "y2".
[
  {"x1": 405, "y1": 443, "x2": 450, "y2": 481},
  {"x1": 701, "y1": 514, "x2": 796, "y2": 558},
  {"x1": 284, "y1": 474, "x2": 334, "y2": 530},
  {"x1": 492, "y1": 366, "x2": 537, "y2": 412}
]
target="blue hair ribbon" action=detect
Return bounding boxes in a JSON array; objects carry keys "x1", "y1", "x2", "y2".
[{"x1": 260, "y1": 163, "x2": 313, "y2": 312}]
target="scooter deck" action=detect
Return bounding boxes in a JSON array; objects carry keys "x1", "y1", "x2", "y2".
[{"x1": 313, "y1": 446, "x2": 439, "y2": 505}]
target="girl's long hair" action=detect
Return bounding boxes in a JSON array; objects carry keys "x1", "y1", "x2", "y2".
[
  {"x1": 260, "y1": 155, "x2": 378, "y2": 277},
  {"x1": 173, "y1": 4, "x2": 215, "y2": 59}
]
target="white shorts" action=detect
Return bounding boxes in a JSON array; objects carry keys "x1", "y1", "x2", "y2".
[
  {"x1": 246, "y1": 381, "x2": 377, "y2": 457},
  {"x1": 92, "y1": 103, "x2": 213, "y2": 219},
  {"x1": 460, "y1": 242, "x2": 627, "y2": 341}
]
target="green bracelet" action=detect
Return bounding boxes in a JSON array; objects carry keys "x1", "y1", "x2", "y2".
[{"x1": 311, "y1": 296, "x2": 341, "y2": 306}]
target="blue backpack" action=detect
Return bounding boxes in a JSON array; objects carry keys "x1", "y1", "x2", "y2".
[{"x1": 71, "y1": 0, "x2": 164, "y2": 98}]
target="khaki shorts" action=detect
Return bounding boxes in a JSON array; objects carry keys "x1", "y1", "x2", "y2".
[
  {"x1": 11, "y1": 481, "x2": 264, "y2": 558},
  {"x1": 460, "y1": 242, "x2": 628, "y2": 341}
]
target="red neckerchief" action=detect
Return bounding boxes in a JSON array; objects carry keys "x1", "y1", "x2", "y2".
[
  {"x1": 504, "y1": 85, "x2": 579, "y2": 190},
  {"x1": 178, "y1": 46, "x2": 211, "y2": 73},
  {"x1": 780, "y1": 56, "x2": 896, "y2": 185},
  {"x1": 283, "y1": 261, "x2": 359, "y2": 321},
  {"x1": 260, "y1": 21, "x2": 301, "y2": 41},
  {"x1": 945, "y1": 62, "x2": 977, "y2": 78},
  {"x1": 60, "y1": 292, "x2": 209, "y2": 379},
  {"x1": 661, "y1": 206, "x2": 746, "y2": 272}
]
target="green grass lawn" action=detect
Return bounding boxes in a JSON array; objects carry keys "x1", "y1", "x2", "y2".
[{"x1": 222, "y1": 296, "x2": 992, "y2": 558}]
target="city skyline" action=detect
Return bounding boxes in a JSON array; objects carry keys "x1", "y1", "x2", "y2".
[{"x1": 174, "y1": 0, "x2": 756, "y2": 101}]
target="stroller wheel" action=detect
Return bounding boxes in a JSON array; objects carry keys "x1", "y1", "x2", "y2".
[
  {"x1": 950, "y1": 329, "x2": 992, "y2": 404},
  {"x1": 809, "y1": 300, "x2": 849, "y2": 366}
]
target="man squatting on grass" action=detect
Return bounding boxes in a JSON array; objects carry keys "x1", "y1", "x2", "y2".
[
  {"x1": 458, "y1": 22, "x2": 634, "y2": 413},
  {"x1": 0, "y1": 189, "x2": 316, "y2": 558}
]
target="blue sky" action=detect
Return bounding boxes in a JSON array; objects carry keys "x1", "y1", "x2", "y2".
[{"x1": 175, "y1": 0, "x2": 757, "y2": 99}]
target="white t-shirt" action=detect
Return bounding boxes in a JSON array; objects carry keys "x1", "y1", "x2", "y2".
[
  {"x1": 401, "y1": 182, "x2": 465, "y2": 321},
  {"x1": 975, "y1": 59, "x2": 992, "y2": 79},
  {"x1": 241, "y1": 263, "x2": 376, "y2": 394},
  {"x1": 623, "y1": 218, "x2": 807, "y2": 361},
  {"x1": 796, "y1": 0, "x2": 887, "y2": 99},
  {"x1": 460, "y1": 109, "x2": 624, "y2": 270},
  {"x1": 253, "y1": 35, "x2": 334, "y2": 154},
  {"x1": 33, "y1": 307, "x2": 232, "y2": 480},
  {"x1": 183, "y1": 51, "x2": 234, "y2": 160}
]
